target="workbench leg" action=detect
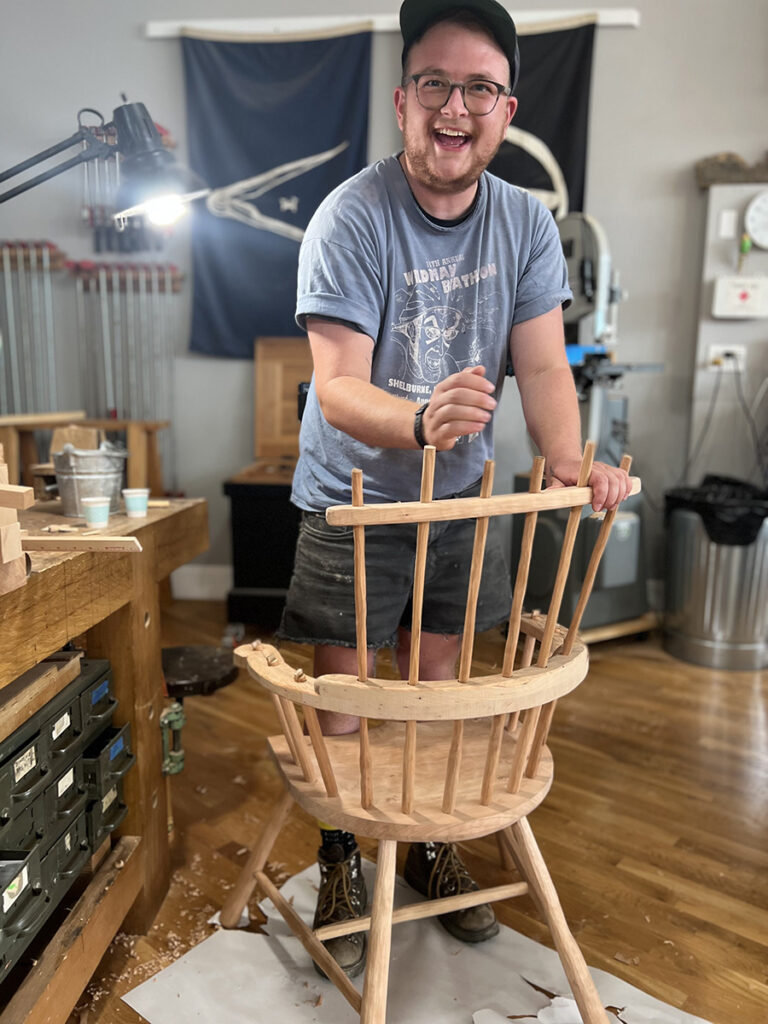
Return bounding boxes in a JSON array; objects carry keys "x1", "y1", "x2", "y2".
[
  {"x1": 19, "y1": 429, "x2": 39, "y2": 487},
  {"x1": 85, "y1": 530, "x2": 169, "y2": 933},
  {"x1": 147, "y1": 430, "x2": 164, "y2": 496},
  {"x1": 0, "y1": 427, "x2": 20, "y2": 485},
  {"x1": 126, "y1": 423, "x2": 148, "y2": 490}
]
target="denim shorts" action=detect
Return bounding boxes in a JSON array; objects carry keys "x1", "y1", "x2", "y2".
[{"x1": 277, "y1": 482, "x2": 513, "y2": 649}]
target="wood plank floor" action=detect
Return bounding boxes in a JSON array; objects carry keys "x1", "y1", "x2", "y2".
[{"x1": 63, "y1": 599, "x2": 766, "y2": 1023}]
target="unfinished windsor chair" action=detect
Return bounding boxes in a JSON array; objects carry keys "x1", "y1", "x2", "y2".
[{"x1": 222, "y1": 442, "x2": 639, "y2": 1024}]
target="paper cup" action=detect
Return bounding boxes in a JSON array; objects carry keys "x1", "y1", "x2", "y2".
[
  {"x1": 81, "y1": 496, "x2": 110, "y2": 528},
  {"x1": 122, "y1": 488, "x2": 150, "y2": 518}
]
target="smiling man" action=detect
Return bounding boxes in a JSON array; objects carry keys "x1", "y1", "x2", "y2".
[{"x1": 277, "y1": 0, "x2": 632, "y2": 980}]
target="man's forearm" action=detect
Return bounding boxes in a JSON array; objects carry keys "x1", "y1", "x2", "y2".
[
  {"x1": 518, "y1": 364, "x2": 583, "y2": 472},
  {"x1": 320, "y1": 376, "x2": 422, "y2": 449}
]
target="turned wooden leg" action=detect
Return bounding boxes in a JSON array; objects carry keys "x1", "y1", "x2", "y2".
[
  {"x1": 220, "y1": 789, "x2": 294, "y2": 928},
  {"x1": 510, "y1": 818, "x2": 609, "y2": 1024},
  {"x1": 361, "y1": 839, "x2": 398, "y2": 1024},
  {"x1": 496, "y1": 830, "x2": 516, "y2": 871}
]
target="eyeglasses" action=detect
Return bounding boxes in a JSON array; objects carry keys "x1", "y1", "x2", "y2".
[{"x1": 403, "y1": 73, "x2": 511, "y2": 116}]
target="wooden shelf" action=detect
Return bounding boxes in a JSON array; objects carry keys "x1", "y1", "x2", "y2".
[
  {"x1": 0, "y1": 837, "x2": 143, "y2": 1024},
  {"x1": 0, "y1": 650, "x2": 82, "y2": 744}
]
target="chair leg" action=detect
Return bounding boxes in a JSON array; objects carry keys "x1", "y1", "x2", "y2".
[
  {"x1": 361, "y1": 839, "x2": 398, "y2": 1024},
  {"x1": 510, "y1": 819, "x2": 609, "y2": 1024},
  {"x1": 496, "y1": 830, "x2": 516, "y2": 872},
  {"x1": 220, "y1": 788, "x2": 294, "y2": 928}
]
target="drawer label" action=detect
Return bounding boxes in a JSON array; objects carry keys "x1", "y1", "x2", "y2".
[
  {"x1": 110, "y1": 736, "x2": 125, "y2": 762},
  {"x1": 91, "y1": 680, "x2": 110, "y2": 705},
  {"x1": 57, "y1": 768, "x2": 75, "y2": 798},
  {"x1": 3, "y1": 865, "x2": 28, "y2": 914},
  {"x1": 13, "y1": 745, "x2": 37, "y2": 785},
  {"x1": 52, "y1": 712, "x2": 71, "y2": 741},
  {"x1": 102, "y1": 787, "x2": 117, "y2": 813},
  {"x1": 65, "y1": 831, "x2": 72, "y2": 853}
]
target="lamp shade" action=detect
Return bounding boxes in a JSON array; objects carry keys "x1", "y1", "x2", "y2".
[{"x1": 112, "y1": 101, "x2": 207, "y2": 216}]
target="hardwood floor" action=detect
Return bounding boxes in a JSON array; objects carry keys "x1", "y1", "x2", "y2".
[{"x1": 66, "y1": 599, "x2": 767, "y2": 1023}]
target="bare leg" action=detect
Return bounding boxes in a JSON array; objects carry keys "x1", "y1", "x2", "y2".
[
  {"x1": 396, "y1": 628, "x2": 460, "y2": 681},
  {"x1": 313, "y1": 644, "x2": 374, "y2": 735}
]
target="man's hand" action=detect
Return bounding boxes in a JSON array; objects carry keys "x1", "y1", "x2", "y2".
[
  {"x1": 421, "y1": 365, "x2": 497, "y2": 450},
  {"x1": 548, "y1": 458, "x2": 632, "y2": 512}
]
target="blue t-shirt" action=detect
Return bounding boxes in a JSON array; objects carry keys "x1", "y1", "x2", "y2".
[{"x1": 292, "y1": 155, "x2": 571, "y2": 509}]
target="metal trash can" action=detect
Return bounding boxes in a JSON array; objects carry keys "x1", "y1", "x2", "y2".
[
  {"x1": 664, "y1": 476, "x2": 768, "y2": 670},
  {"x1": 52, "y1": 442, "x2": 128, "y2": 517}
]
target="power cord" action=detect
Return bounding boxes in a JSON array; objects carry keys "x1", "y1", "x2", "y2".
[{"x1": 729, "y1": 360, "x2": 768, "y2": 486}]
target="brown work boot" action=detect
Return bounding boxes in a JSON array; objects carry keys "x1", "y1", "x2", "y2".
[
  {"x1": 404, "y1": 841, "x2": 499, "y2": 943},
  {"x1": 312, "y1": 844, "x2": 368, "y2": 979}
]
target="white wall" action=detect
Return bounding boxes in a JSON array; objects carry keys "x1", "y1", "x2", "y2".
[{"x1": 2, "y1": 1, "x2": 767, "y2": 590}]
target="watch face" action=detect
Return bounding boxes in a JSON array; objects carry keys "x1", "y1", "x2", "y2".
[{"x1": 745, "y1": 189, "x2": 768, "y2": 249}]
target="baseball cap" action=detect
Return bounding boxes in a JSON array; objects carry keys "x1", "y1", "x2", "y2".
[{"x1": 399, "y1": 0, "x2": 520, "y2": 91}]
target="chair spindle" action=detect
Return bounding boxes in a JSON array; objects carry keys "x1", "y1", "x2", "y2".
[
  {"x1": 561, "y1": 453, "x2": 633, "y2": 657},
  {"x1": 480, "y1": 713, "x2": 506, "y2": 804},
  {"x1": 503, "y1": 457, "x2": 545, "y2": 676},
  {"x1": 401, "y1": 447, "x2": 435, "y2": 815},
  {"x1": 280, "y1": 697, "x2": 316, "y2": 783},
  {"x1": 351, "y1": 469, "x2": 374, "y2": 806},
  {"x1": 458, "y1": 460, "x2": 494, "y2": 683},
  {"x1": 360, "y1": 717, "x2": 373, "y2": 809},
  {"x1": 536, "y1": 443, "x2": 595, "y2": 667},
  {"x1": 304, "y1": 706, "x2": 338, "y2": 797},
  {"x1": 508, "y1": 706, "x2": 542, "y2": 792},
  {"x1": 442, "y1": 719, "x2": 464, "y2": 813}
]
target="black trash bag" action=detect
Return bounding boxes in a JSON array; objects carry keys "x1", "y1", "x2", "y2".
[{"x1": 665, "y1": 475, "x2": 768, "y2": 546}]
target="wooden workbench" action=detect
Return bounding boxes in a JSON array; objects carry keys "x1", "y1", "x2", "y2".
[
  {"x1": 0, "y1": 498, "x2": 208, "y2": 1022},
  {"x1": 0, "y1": 412, "x2": 169, "y2": 494}
]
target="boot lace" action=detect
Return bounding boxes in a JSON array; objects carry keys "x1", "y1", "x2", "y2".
[
  {"x1": 429, "y1": 843, "x2": 477, "y2": 898},
  {"x1": 316, "y1": 862, "x2": 362, "y2": 924}
]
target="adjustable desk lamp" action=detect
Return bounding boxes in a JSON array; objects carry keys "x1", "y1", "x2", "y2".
[{"x1": 0, "y1": 100, "x2": 207, "y2": 226}]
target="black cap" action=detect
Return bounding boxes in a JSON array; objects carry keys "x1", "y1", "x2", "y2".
[{"x1": 400, "y1": 0, "x2": 520, "y2": 91}]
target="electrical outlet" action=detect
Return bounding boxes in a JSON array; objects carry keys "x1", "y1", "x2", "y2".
[{"x1": 707, "y1": 344, "x2": 747, "y2": 372}]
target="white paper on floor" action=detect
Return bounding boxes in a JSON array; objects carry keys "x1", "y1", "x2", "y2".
[{"x1": 123, "y1": 861, "x2": 715, "y2": 1024}]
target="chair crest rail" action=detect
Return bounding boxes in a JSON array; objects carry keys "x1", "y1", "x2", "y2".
[{"x1": 325, "y1": 477, "x2": 641, "y2": 527}]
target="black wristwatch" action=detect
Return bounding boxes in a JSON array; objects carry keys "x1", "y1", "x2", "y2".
[{"x1": 413, "y1": 402, "x2": 429, "y2": 448}]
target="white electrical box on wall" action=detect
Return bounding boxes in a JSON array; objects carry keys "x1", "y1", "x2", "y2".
[{"x1": 711, "y1": 275, "x2": 768, "y2": 318}]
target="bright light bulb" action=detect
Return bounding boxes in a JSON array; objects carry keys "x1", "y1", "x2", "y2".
[{"x1": 144, "y1": 195, "x2": 187, "y2": 226}]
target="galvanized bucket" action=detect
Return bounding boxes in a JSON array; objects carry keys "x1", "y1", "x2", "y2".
[{"x1": 53, "y1": 442, "x2": 128, "y2": 517}]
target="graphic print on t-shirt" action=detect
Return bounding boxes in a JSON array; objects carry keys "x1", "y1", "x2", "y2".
[{"x1": 389, "y1": 251, "x2": 501, "y2": 399}]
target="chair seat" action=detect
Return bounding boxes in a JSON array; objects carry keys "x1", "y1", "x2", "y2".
[{"x1": 267, "y1": 718, "x2": 553, "y2": 843}]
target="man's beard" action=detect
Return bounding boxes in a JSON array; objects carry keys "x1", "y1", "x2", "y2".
[{"x1": 401, "y1": 108, "x2": 505, "y2": 194}]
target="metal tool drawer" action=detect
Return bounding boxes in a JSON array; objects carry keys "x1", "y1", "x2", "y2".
[
  {"x1": 77, "y1": 661, "x2": 118, "y2": 746},
  {"x1": 0, "y1": 846, "x2": 47, "y2": 976},
  {"x1": 0, "y1": 792, "x2": 45, "y2": 853},
  {"x1": 41, "y1": 810, "x2": 89, "y2": 903},
  {"x1": 86, "y1": 779, "x2": 128, "y2": 851},
  {"x1": 41, "y1": 690, "x2": 83, "y2": 766},
  {"x1": 0, "y1": 733, "x2": 50, "y2": 825},
  {"x1": 82, "y1": 724, "x2": 134, "y2": 800},
  {"x1": 43, "y1": 760, "x2": 88, "y2": 840}
]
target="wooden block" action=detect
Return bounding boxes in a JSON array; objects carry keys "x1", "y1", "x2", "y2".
[
  {"x1": 0, "y1": 555, "x2": 27, "y2": 597},
  {"x1": 49, "y1": 424, "x2": 102, "y2": 456},
  {"x1": 0, "y1": 522, "x2": 23, "y2": 563},
  {"x1": 0, "y1": 507, "x2": 17, "y2": 526},
  {"x1": 0, "y1": 464, "x2": 8, "y2": 485},
  {"x1": 0, "y1": 483, "x2": 35, "y2": 510}
]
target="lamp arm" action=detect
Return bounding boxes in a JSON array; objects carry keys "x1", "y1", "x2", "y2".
[{"x1": 0, "y1": 127, "x2": 112, "y2": 204}]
